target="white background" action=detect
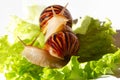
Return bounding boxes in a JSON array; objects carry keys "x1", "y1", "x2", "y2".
[
  {"x1": 0, "y1": 0, "x2": 120, "y2": 31},
  {"x1": 0, "y1": 0, "x2": 120, "y2": 30}
]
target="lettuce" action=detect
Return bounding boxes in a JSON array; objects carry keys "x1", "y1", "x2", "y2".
[
  {"x1": 0, "y1": 5, "x2": 120, "y2": 80},
  {"x1": 7, "y1": 16, "x2": 45, "y2": 47},
  {"x1": 73, "y1": 16, "x2": 117, "y2": 62},
  {"x1": 0, "y1": 17, "x2": 45, "y2": 80},
  {"x1": 72, "y1": 16, "x2": 91, "y2": 34}
]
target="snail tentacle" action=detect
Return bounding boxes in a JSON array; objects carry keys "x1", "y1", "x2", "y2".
[
  {"x1": 51, "y1": 6, "x2": 56, "y2": 16},
  {"x1": 59, "y1": 3, "x2": 68, "y2": 15}
]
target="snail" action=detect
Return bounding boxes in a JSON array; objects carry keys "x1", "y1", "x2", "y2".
[
  {"x1": 17, "y1": 35, "x2": 68, "y2": 68},
  {"x1": 18, "y1": 31, "x2": 79, "y2": 68},
  {"x1": 39, "y1": 3, "x2": 73, "y2": 41},
  {"x1": 18, "y1": 4, "x2": 80, "y2": 68}
]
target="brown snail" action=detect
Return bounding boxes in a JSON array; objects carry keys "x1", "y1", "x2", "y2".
[
  {"x1": 39, "y1": 3, "x2": 73, "y2": 41},
  {"x1": 18, "y1": 4, "x2": 80, "y2": 68}
]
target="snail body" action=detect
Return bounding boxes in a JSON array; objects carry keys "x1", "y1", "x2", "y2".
[
  {"x1": 22, "y1": 46, "x2": 67, "y2": 68},
  {"x1": 19, "y1": 4, "x2": 80, "y2": 68}
]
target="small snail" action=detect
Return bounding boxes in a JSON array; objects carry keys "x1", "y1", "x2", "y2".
[
  {"x1": 18, "y1": 4, "x2": 80, "y2": 68},
  {"x1": 39, "y1": 3, "x2": 73, "y2": 41}
]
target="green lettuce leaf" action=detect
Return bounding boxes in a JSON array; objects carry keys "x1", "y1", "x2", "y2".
[
  {"x1": 0, "y1": 17, "x2": 45, "y2": 80},
  {"x1": 0, "y1": 35, "x2": 10, "y2": 73},
  {"x1": 72, "y1": 16, "x2": 91, "y2": 34},
  {"x1": 24, "y1": 5, "x2": 45, "y2": 24},
  {"x1": 74, "y1": 17, "x2": 117, "y2": 62},
  {"x1": 39, "y1": 49, "x2": 120, "y2": 79},
  {"x1": 0, "y1": 5, "x2": 119, "y2": 80},
  {"x1": 7, "y1": 16, "x2": 45, "y2": 48}
]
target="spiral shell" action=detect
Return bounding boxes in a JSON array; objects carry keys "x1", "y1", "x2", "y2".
[
  {"x1": 39, "y1": 5, "x2": 72, "y2": 34},
  {"x1": 45, "y1": 31, "x2": 80, "y2": 60}
]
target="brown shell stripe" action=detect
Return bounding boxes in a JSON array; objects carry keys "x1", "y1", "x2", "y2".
[
  {"x1": 65, "y1": 31, "x2": 79, "y2": 55},
  {"x1": 40, "y1": 5, "x2": 63, "y2": 27}
]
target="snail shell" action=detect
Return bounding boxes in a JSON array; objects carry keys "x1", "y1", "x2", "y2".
[
  {"x1": 45, "y1": 31, "x2": 80, "y2": 60},
  {"x1": 39, "y1": 4, "x2": 73, "y2": 35}
]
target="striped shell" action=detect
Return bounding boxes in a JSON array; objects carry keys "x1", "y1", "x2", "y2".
[
  {"x1": 45, "y1": 31, "x2": 80, "y2": 60},
  {"x1": 39, "y1": 5, "x2": 72, "y2": 33}
]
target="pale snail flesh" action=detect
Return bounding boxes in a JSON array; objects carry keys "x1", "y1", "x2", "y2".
[{"x1": 22, "y1": 46, "x2": 67, "y2": 68}]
